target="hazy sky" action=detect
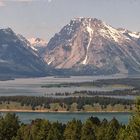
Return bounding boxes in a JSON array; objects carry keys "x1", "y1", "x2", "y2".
[{"x1": 0, "y1": 0, "x2": 140, "y2": 40}]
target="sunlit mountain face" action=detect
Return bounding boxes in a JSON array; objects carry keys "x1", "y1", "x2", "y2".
[{"x1": 42, "y1": 17, "x2": 140, "y2": 75}]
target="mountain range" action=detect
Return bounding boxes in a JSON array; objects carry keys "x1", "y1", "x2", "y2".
[{"x1": 1, "y1": 17, "x2": 140, "y2": 77}]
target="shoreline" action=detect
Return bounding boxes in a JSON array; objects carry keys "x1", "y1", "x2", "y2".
[{"x1": 0, "y1": 109, "x2": 132, "y2": 113}]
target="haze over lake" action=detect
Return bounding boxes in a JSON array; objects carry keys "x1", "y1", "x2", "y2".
[{"x1": 0, "y1": 75, "x2": 130, "y2": 97}]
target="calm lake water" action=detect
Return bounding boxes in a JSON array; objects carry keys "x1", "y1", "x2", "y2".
[
  {"x1": 0, "y1": 112, "x2": 132, "y2": 124},
  {"x1": 0, "y1": 75, "x2": 133, "y2": 97}
]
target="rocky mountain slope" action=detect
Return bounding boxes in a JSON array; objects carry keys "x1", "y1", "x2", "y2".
[
  {"x1": 43, "y1": 17, "x2": 140, "y2": 75},
  {"x1": 0, "y1": 28, "x2": 48, "y2": 77}
]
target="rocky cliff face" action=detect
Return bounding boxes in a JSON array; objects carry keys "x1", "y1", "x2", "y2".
[{"x1": 43, "y1": 17, "x2": 140, "y2": 75}]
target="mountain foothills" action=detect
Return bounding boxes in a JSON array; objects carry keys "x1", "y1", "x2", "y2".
[{"x1": 1, "y1": 17, "x2": 140, "y2": 77}]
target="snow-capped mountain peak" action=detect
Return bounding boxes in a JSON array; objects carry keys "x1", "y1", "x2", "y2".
[
  {"x1": 28, "y1": 38, "x2": 47, "y2": 55},
  {"x1": 43, "y1": 17, "x2": 140, "y2": 75},
  {"x1": 28, "y1": 38, "x2": 47, "y2": 47},
  {"x1": 63, "y1": 17, "x2": 130, "y2": 43}
]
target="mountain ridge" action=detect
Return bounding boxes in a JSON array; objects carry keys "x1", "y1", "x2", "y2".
[{"x1": 0, "y1": 28, "x2": 49, "y2": 77}]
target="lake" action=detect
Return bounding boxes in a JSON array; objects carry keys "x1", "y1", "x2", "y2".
[
  {"x1": 0, "y1": 75, "x2": 136, "y2": 125},
  {"x1": 0, "y1": 75, "x2": 134, "y2": 97},
  {"x1": 0, "y1": 112, "x2": 132, "y2": 124}
]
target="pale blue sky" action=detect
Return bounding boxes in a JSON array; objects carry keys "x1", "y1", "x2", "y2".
[{"x1": 0, "y1": 0, "x2": 140, "y2": 40}]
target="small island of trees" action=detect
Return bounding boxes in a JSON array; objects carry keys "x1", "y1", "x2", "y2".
[{"x1": 0, "y1": 96, "x2": 134, "y2": 112}]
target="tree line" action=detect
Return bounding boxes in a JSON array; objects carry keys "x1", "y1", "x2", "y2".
[
  {"x1": 53, "y1": 89, "x2": 140, "y2": 96},
  {"x1": 0, "y1": 96, "x2": 134, "y2": 110},
  {"x1": 0, "y1": 98, "x2": 140, "y2": 140}
]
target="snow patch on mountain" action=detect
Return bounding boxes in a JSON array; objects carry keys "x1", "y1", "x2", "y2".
[
  {"x1": 118, "y1": 28, "x2": 140, "y2": 39},
  {"x1": 0, "y1": 59, "x2": 8, "y2": 63},
  {"x1": 128, "y1": 32, "x2": 140, "y2": 38},
  {"x1": 100, "y1": 23, "x2": 122, "y2": 42},
  {"x1": 82, "y1": 25, "x2": 93, "y2": 65}
]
